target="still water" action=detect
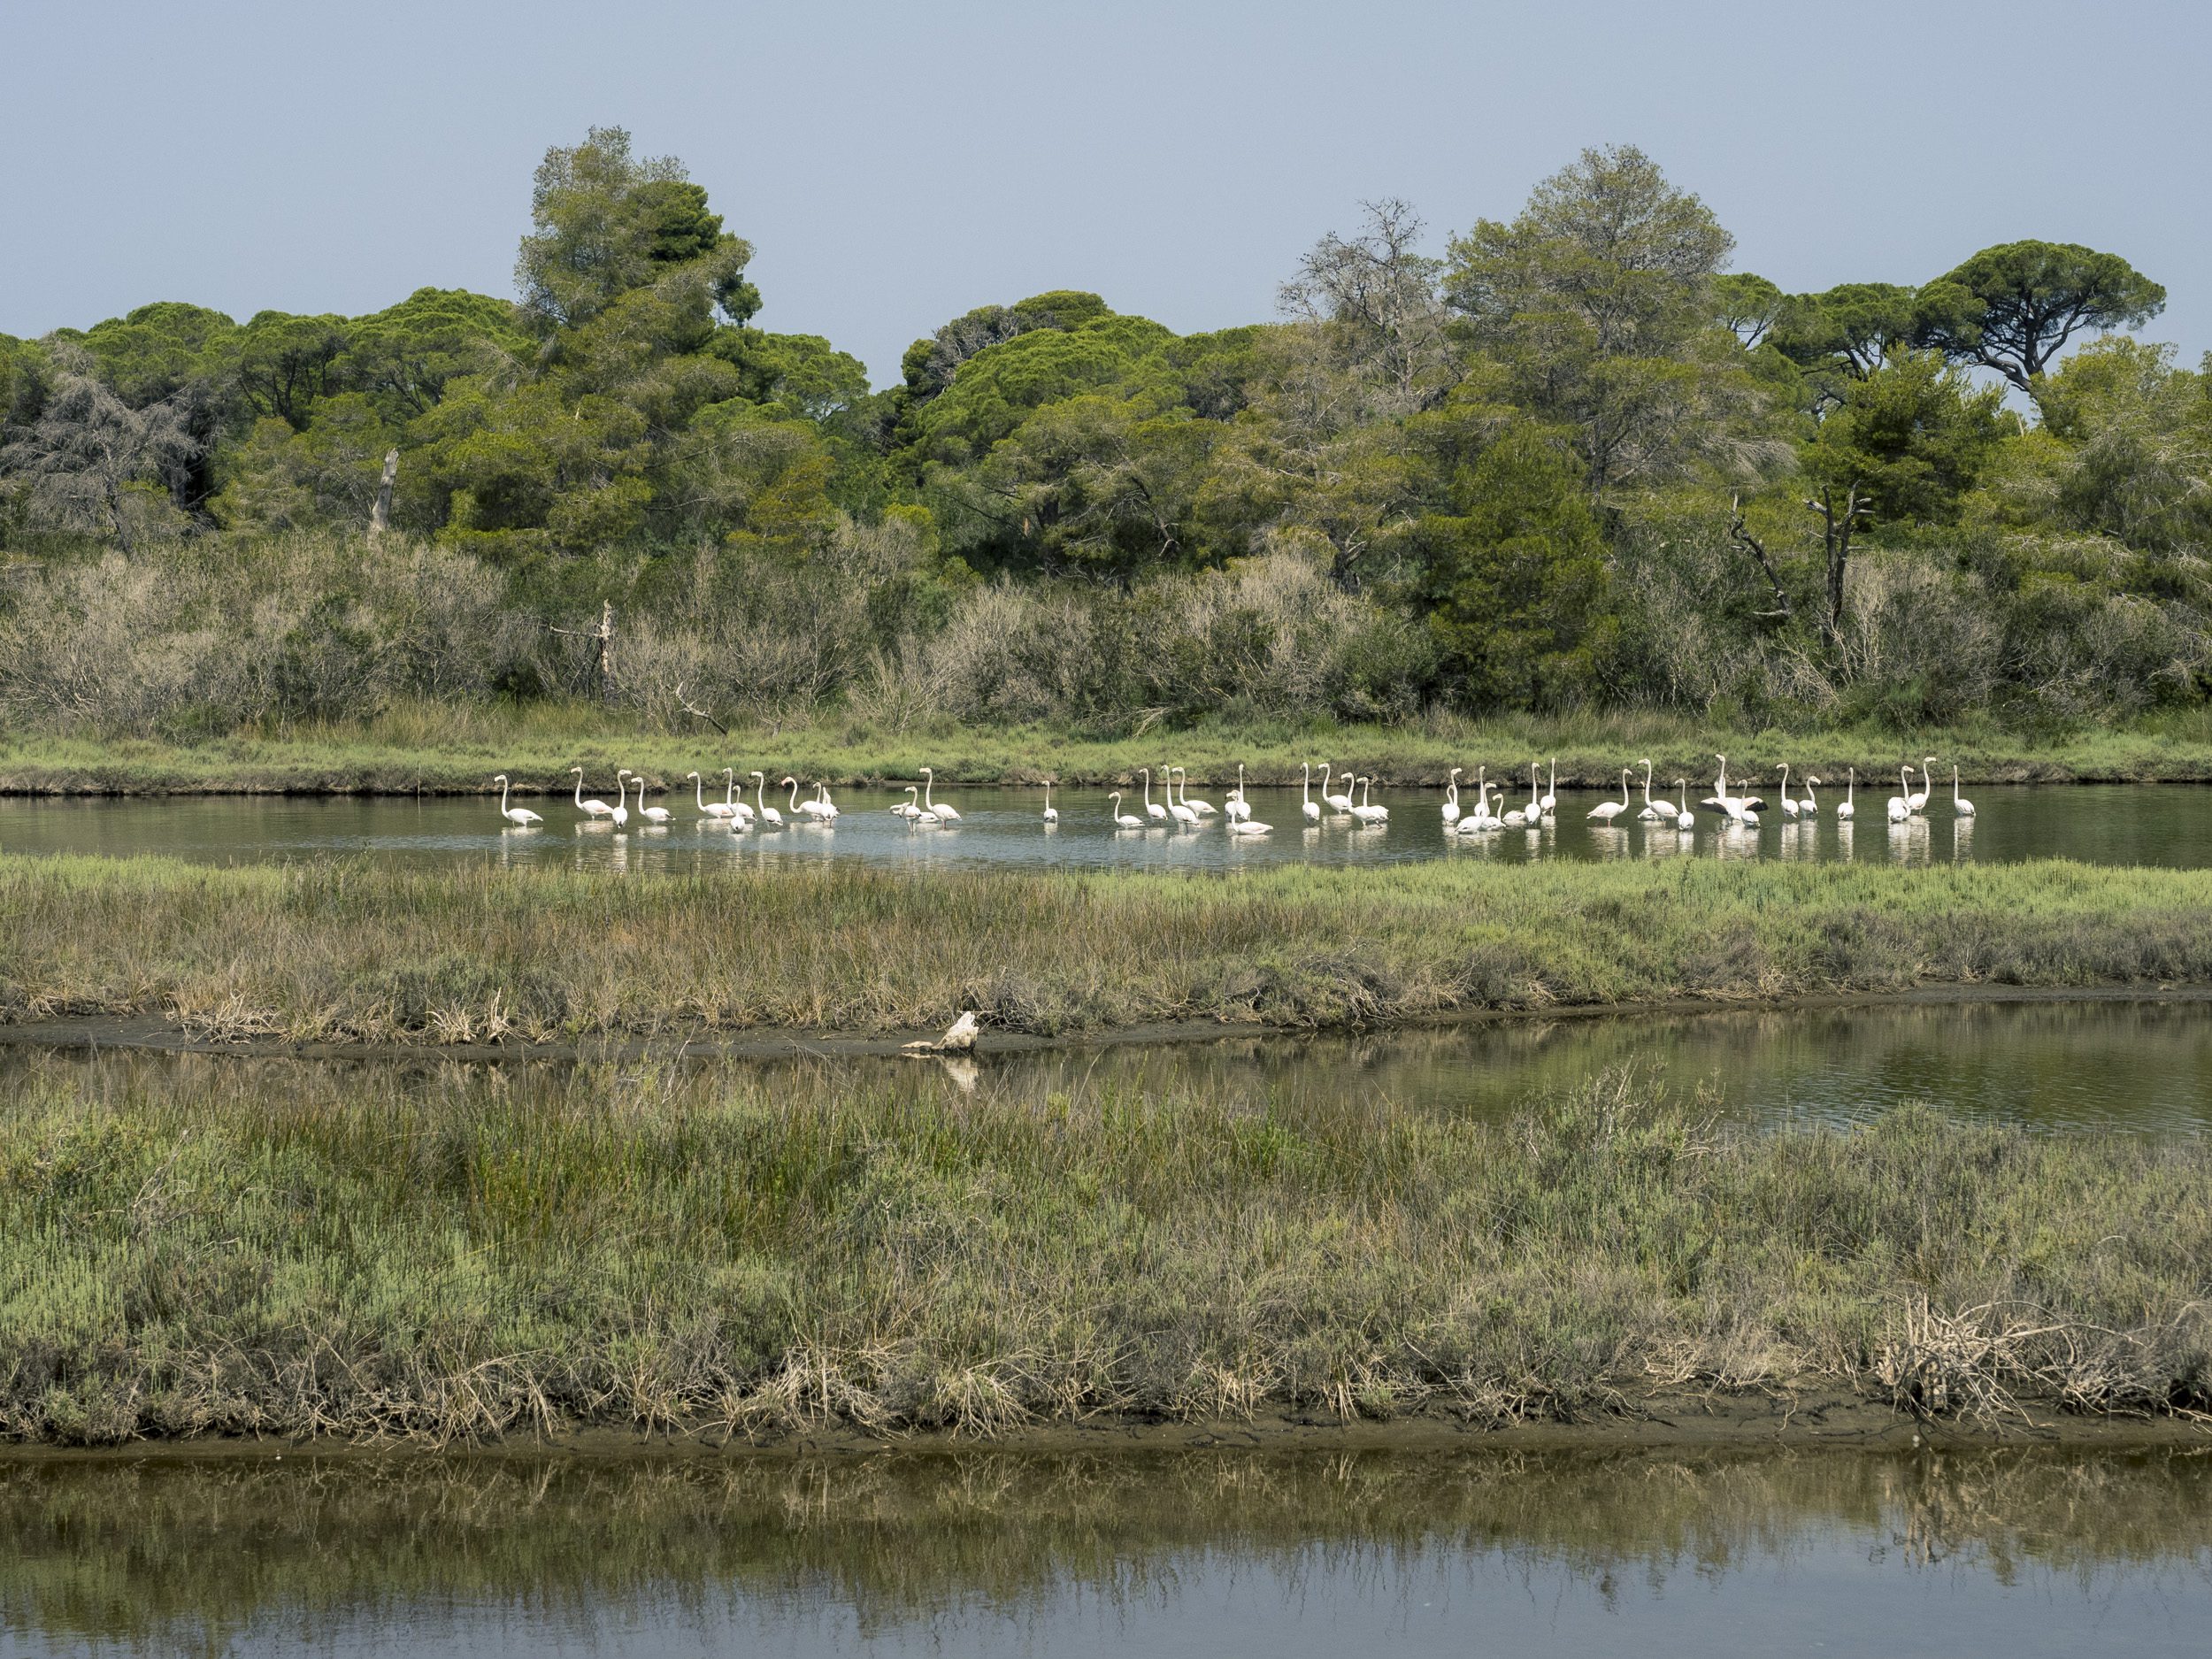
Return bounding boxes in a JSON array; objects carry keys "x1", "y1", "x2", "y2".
[
  {"x1": 3, "y1": 1448, "x2": 2208, "y2": 1656},
  {"x1": 1, "y1": 783, "x2": 2205, "y2": 872},
  {"x1": 10, "y1": 995, "x2": 2212, "y2": 1134}
]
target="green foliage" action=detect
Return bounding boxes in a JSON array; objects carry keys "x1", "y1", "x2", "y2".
[
  {"x1": 0, "y1": 132, "x2": 2204, "y2": 733},
  {"x1": 1919, "y1": 240, "x2": 2167, "y2": 396},
  {"x1": 915, "y1": 312, "x2": 1176, "y2": 462},
  {"x1": 1411, "y1": 423, "x2": 1609, "y2": 705},
  {"x1": 1443, "y1": 144, "x2": 1759, "y2": 495},
  {"x1": 2017, "y1": 338, "x2": 2212, "y2": 552},
  {"x1": 234, "y1": 311, "x2": 349, "y2": 427},
  {"x1": 344, "y1": 288, "x2": 526, "y2": 420},
  {"x1": 1803, "y1": 351, "x2": 2008, "y2": 530},
  {"x1": 513, "y1": 126, "x2": 757, "y2": 334}
]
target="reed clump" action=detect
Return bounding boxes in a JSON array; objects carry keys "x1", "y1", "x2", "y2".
[
  {"x1": 2, "y1": 1059, "x2": 2208, "y2": 1446},
  {"x1": 4, "y1": 854, "x2": 2212, "y2": 1046}
]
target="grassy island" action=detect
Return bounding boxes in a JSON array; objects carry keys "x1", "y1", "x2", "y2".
[
  {"x1": 3, "y1": 853, "x2": 2210, "y2": 1048},
  {"x1": 3, "y1": 1063, "x2": 2207, "y2": 1446}
]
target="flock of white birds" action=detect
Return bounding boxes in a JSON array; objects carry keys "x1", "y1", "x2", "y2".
[
  {"x1": 488, "y1": 753, "x2": 1979, "y2": 835},
  {"x1": 1447, "y1": 753, "x2": 1977, "y2": 833}
]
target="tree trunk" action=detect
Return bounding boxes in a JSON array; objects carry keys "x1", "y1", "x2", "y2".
[{"x1": 368, "y1": 449, "x2": 398, "y2": 537}]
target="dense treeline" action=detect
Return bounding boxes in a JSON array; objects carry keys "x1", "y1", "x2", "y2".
[{"x1": 2, "y1": 127, "x2": 2207, "y2": 739}]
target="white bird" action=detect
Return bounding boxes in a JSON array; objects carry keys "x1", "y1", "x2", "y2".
[
  {"x1": 1525, "y1": 763, "x2": 1543, "y2": 824},
  {"x1": 920, "y1": 766, "x2": 960, "y2": 822},
  {"x1": 1440, "y1": 766, "x2": 1463, "y2": 826},
  {"x1": 902, "y1": 1010, "x2": 979, "y2": 1055},
  {"x1": 1908, "y1": 758, "x2": 1935, "y2": 815},
  {"x1": 571, "y1": 765, "x2": 617, "y2": 821},
  {"x1": 1801, "y1": 776, "x2": 1821, "y2": 819},
  {"x1": 634, "y1": 772, "x2": 672, "y2": 825},
  {"x1": 1778, "y1": 763, "x2": 1801, "y2": 819},
  {"x1": 901, "y1": 784, "x2": 938, "y2": 826},
  {"x1": 781, "y1": 776, "x2": 807, "y2": 823},
  {"x1": 1224, "y1": 762, "x2": 1252, "y2": 823},
  {"x1": 1108, "y1": 791, "x2": 1144, "y2": 829},
  {"x1": 1953, "y1": 764, "x2": 1976, "y2": 818},
  {"x1": 1302, "y1": 762, "x2": 1322, "y2": 824},
  {"x1": 1179, "y1": 769, "x2": 1217, "y2": 816},
  {"x1": 1704, "y1": 754, "x2": 1755, "y2": 823},
  {"x1": 1837, "y1": 767, "x2": 1856, "y2": 821},
  {"x1": 1636, "y1": 757, "x2": 1662, "y2": 821},
  {"x1": 1322, "y1": 765, "x2": 1354, "y2": 814},
  {"x1": 889, "y1": 786, "x2": 921, "y2": 818},
  {"x1": 815, "y1": 783, "x2": 840, "y2": 820},
  {"x1": 1351, "y1": 776, "x2": 1389, "y2": 825},
  {"x1": 752, "y1": 771, "x2": 782, "y2": 827},
  {"x1": 1539, "y1": 758, "x2": 1557, "y2": 818},
  {"x1": 1587, "y1": 766, "x2": 1631, "y2": 824},
  {"x1": 1227, "y1": 815, "x2": 1271, "y2": 835},
  {"x1": 609, "y1": 769, "x2": 631, "y2": 828},
  {"x1": 1167, "y1": 767, "x2": 1199, "y2": 826},
  {"x1": 492, "y1": 774, "x2": 541, "y2": 827},
  {"x1": 1886, "y1": 764, "x2": 1911, "y2": 824},
  {"x1": 1673, "y1": 778, "x2": 1696, "y2": 829},
  {"x1": 688, "y1": 771, "x2": 737, "y2": 821},
  {"x1": 1042, "y1": 780, "x2": 1058, "y2": 824},
  {"x1": 1139, "y1": 766, "x2": 1168, "y2": 823}
]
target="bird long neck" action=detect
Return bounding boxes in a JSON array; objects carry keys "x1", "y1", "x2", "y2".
[{"x1": 573, "y1": 772, "x2": 586, "y2": 807}]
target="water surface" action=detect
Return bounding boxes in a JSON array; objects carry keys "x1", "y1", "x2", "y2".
[
  {"x1": 11, "y1": 996, "x2": 2212, "y2": 1134},
  {"x1": 4, "y1": 1448, "x2": 2208, "y2": 1656},
  {"x1": 2, "y1": 782, "x2": 2204, "y2": 872}
]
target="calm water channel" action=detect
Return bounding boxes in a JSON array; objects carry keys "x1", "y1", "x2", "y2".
[
  {"x1": 4, "y1": 1448, "x2": 2208, "y2": 1656},
  {"x1": 2, "y1": 782, "x2": 2206, "y2": 872},
  {"x1": 9, "y1": 995, "x2": 2211, "y2": 1134}
]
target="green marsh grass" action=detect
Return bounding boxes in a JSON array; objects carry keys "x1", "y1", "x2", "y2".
[
  {"x1": 4, "y1": 854, "x2": 2212, "y2": 1044},
  {"x1": 7, "y1": 701, "x2": 2212, "y2": 794},
  {"x1": 2, "y1": 1056, "x2": 2208, "y2": 1445}
]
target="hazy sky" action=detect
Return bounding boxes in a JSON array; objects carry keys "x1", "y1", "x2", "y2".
[{"x1": 4, "y1": 0, "x2": 2206, "y2": 383}]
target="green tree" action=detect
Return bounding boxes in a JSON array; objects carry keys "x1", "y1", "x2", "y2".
[
  {"x1": 2029, "y1": 337, "x2": 2212, "y2": 552},
  {"x1": 1409, "y1": 422, "x2": 1609, "y2": 706},
  {"x1": 235, "y1": 311, "x2": 349, "y2": 428},
  {"x1": 1794, "y1": 350, "x2": 2006, "y2": 640},
  {"x1": 899, "y1": 291, "x2": 1112, "y2": 403},
  {"x1": 344, "y1": 288, "x2": 525, "y2": 421},
  {"x1": 514, "y1": 127, "x2": 757, "y2": 334},
  {"x1": 1917, "y1": 240, "x2": 2165, "y2": 397},
  {"x1": 1443, "y1": 145, "x2": 1765, "y2": 496}
]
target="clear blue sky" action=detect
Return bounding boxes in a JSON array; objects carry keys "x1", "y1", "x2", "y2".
[{"x1": 4, "y1": 0, "x2": 2206, "y2": 383}]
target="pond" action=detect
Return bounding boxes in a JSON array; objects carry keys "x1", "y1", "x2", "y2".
[
  {"x1": 3, "y1": 1448, "x2": 2207, "y2": 1656},
  {"x1": 0, "y1": 781, "x2": 2206, "y2": 872},
  {"x1": 11, "y1": 995, "x2": 2212, "y2": 1135}
]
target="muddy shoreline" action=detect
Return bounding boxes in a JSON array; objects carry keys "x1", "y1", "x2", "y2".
[
  {"x1": 7, "y1": 982, "x2": 2212, "y2": 1064},
  {"x1": 5, "y1": 1391, "x2": 2207, "y2": 1464}
]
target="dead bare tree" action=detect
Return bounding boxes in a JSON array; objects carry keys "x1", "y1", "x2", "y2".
[
  {"x1": 1725, "y1": 495, "x2": 1793, "y2": 624},
  {"x1": 368, "y1": 449, "x2": 398, "y2": 537},
  {"x1": 1805, "y1": 486, "x2": 1872, "y2": 649},
  {"x1": 548, "y1": 600, "x2": 615, "y2": 699},
  {"x1": 0, "y1": 349, "x2": 199, "y2": 552}
]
